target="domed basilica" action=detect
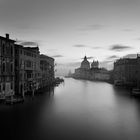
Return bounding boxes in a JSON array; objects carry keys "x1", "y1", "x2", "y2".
[
  {"x1": 73, "y1": 56, "x2": 110, "y2": 81},
  {"x1": 80, "y1": 56, "x2": 99, "y2": 69},
  {"x1": 81, "y1": 56, "x2": 90, "y2": 69}
]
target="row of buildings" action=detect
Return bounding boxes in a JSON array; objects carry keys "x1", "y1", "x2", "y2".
[
  {"x1": 72, "y1": 55, "x2": 140, "y2": 88},
  {"x1": 0, "y1": 34, "x2": 55, "y2": 99}
]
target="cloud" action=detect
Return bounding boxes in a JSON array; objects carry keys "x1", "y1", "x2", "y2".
[
  {"x1": 79, "y1": 24, "x2": 105, "y2": 31},
  {"x1": 73, "y1": 44, "x2": 86, "y2": 48},
  {"x1": 87, "y1": 56, "x2": 94, "y2": 60},
  {"x1": 106, "y1": 55, "x2": 119, "y2": 59},
  {"x1": 110, "y1": 44, "x2": 132, "y2": 51},
  {"x1": 52, "y1": 55, "x2": 64, "y2": 58},
  {"x1": 74, "y1": 45, "x2": 102, "y2": 50},
  {"x1": 123, "y1": 29, "x2": 133, "y2": 32},
  {"x1": 57, "y1": 61, "x2": 82, "y2": 68},
  {"x1": 100, "y1": 55, "x2": 120, "y2": 70},
  {"x1": 135, "y1": 38, "x2": 140, "y2": 40},
  {"x1": 16, "y1": 41, "x2": 38, "y2": 46},
  {"x1": 91, "y1": 46, "x2": 102, "y2": 49},
  {"x1": 66, "y1": 62, "x2": 81, "y2": 67},
  {"x1": 100, "y1": 60, "x2": 114, "y2": 70},
  {"x1": 81, "y1": 56, "x2": 94, "y2": 60}
]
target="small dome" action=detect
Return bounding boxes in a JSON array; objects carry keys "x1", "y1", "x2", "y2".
[
  {"x1": 91, "y1": 60, "x2": 99, "y2": 68},
  {"x1": 81, "y1": 56, "x2": 90, "y2": 69}
]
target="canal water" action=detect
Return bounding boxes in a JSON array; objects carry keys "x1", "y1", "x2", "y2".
[{"x1": 0, "y1": 78, "x2": 140, "y2": 140}]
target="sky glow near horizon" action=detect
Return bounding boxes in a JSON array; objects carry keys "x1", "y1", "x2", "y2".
[{"x1": 0, "y1": 0, "x2": 140, "y2": 75}]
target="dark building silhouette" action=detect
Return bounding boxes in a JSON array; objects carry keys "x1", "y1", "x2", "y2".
[
  {"x1": 0, "y1": 34, "x2": 55, "y2": 98},
  {"x1": 40, "y1": 54, "x2": 55, "y2": 88},
  {"x1": 138, "y1": 55, "x2": 140, "y2": 88},
  {"x1": 0, "y1": 34, "x2": 15, "y2": 99},
  {"x1": 15, "y1": 45, "x2": 41, "y2": 96},
  {"x1": 114, "y1": 55, "x2": 140, "y2": 87}
]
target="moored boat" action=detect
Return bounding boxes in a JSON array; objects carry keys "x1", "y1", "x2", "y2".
[
  {"x1": 5, "y1": 97, "x2": 24, "y2": 105},
  {"x1": 131, "y1": 88, "x2": 140, "y2": 96},
  {"x1": 114, "y1": 80, "x2": 124, "y2": 86},
  {"x1": 54, "y1": 77, "x2": 64, "y2": 85}
]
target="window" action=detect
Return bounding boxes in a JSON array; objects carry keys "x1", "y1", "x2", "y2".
[
  {"x1": 24, "y1": 73, "x2": 26, "y2": 80},
  {"x1": 3, "y1": 83, "x2": 5, "y2": 91},
  {"x1": 26, "y1": 60, "x2": 32, "y2": 68},
  {"x1": 2, "y1": 63, "x2": 5, "y2": 72},
  {"x1": 11, "y1": 46, "x2": 13, "y2": 56},
  {"x1": 2, "y1": 44, "x2": 5, "y2": 55},
  {"x1": 11, "y1": 83, "x2": 13, "y2": 89},
  {"x1": 20, "y1": 73, "x2": 22, "y2": 80},
  {"x1": 27, "y1": 73, "x2": 32, "y2": 78},
  {"x1": 11, "y1": 63, "x2": 13, "y2": 72}
]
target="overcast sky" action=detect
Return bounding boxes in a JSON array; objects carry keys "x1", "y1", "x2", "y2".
[{"x1": 1, "y1": 0, "x2": 140, "y2": 74}]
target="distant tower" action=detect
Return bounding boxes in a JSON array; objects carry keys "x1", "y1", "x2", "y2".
[
  {"x1": 80, "y1": 56, "x2": 90, "y2": 69},
  {"x1": 91, "y1": 60, "x2": 99, "y2": 69}
]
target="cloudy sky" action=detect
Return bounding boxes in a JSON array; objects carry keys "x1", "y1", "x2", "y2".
[{"x1": 0, "y1": 0, "x2": 140, "y2": 75}]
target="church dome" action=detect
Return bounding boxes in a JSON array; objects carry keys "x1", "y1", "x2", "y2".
[
  {"x1": 91, "y1": 60, "x2": 99, "y2": 68},
  {"x1": 81, "y1": 56, "x2": 90, "y2": 69}
]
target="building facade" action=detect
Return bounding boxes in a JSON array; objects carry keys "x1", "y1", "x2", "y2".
[
  {"x1": 40, "y1": 54, "x2": 55, "y2": 88},
  {"x1": 137, "y1": 55, "x2": 140, "y2": 88},
  {"x1": 0, "y1": 33, "x2": 55, "y2": 99},
  {"x1": 90, "y1": 68, "x2": 110, "y2": 81},
  {"x1": 113, "y1": 56, "x2": 140, "y2": 87},
  {"x1": 0, "y1": 34, "x2": 15, "y2": 98},
  {"x1": 15, "y1": 45, "x2": 41, "y2": 96}
]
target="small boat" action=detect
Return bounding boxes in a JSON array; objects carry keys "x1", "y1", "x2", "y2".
[
  {"x1": 5, "y1": 97, "x2": 24, "y2": 105},
  {"x1": 54, "y1": 77, "x2": 64, "y2": 84},
  {"x1": 131, "y1": 76, "x2": 140, "y2": 96},
  {"x1": 0, "y1": 94, "x2": 5, "y2": 102},
  {"x1": 114, "y1": 80, "x2": 124, "y2": 86},
  {"x1": 131, "y1": 88, "x2": 140, "y2": 96}
]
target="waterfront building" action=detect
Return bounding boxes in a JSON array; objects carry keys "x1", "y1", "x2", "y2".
[
  {"x1": 15, "y1": 45, "x2": 41, "y2": 96},
  {"x1": 73, "y1": 56, "x2": 110, "y2": 81},
  {"x1": 90, "y1": 68, "x2": 110, "y2": 81},
  {"x1": 137, "y1": 55, "x2": 140, "y2": 88},
  {"x1": 113, "y1": 55, "x2": 140, "y2": 87},
  {"x1": 0, "y1": 34, "x2": 15, "y2": 98},
  {"x1": 40, "y1": 54, "x2": 55, "y2": 88},
  {"x1": 0, "y1": 33, "x2": 55, "y2": 99}
]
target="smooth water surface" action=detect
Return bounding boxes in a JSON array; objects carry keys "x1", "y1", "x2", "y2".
[{"x1": 0, "y1": 78, "x2": 140, "y2": 140}]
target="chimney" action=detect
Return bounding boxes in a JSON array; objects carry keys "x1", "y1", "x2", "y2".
[{"x1": 6, "y1": 33, "x2": 9, "y2": 39}]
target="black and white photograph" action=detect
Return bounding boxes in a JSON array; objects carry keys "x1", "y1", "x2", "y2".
[{"x1": 0, "y1": 0, "x2": 140, "y2": 140}]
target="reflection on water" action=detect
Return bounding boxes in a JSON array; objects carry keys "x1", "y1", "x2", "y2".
[{"x1": 0, "y1": 78, "x2": 140, "y2": 140}]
